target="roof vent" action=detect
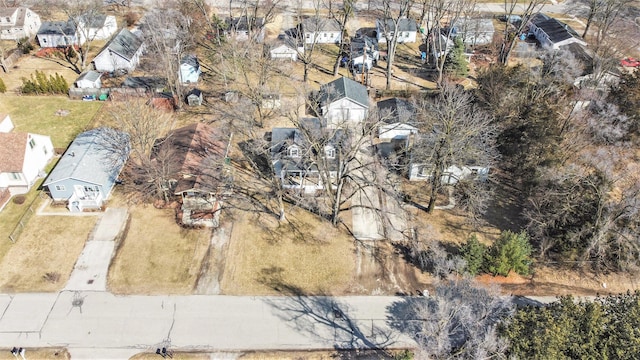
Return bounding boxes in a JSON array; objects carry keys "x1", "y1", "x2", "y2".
[{"x1": 69, "y1": 151, "x2": 75, "y2": 157}]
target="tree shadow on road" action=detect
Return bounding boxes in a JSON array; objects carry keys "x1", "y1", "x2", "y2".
[{"x1": 261, "y1": 276, "x2": 400, "y2": 355}]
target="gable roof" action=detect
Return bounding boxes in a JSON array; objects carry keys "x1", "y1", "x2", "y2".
[
  {"x1": 377, "y1": 97, "x2": 415, "y2": 124},
  {"x1": 225, "y1": 16, "x2": 264, "y2": 32},
  {"x1": 37, "y1": 20, "x2": 76, "y2": 36},
  {"x1": 122, "y1": 76, "x2": 167, "y2": 90},
  {"x1": 301, "y1": 17, "x2": 341, "y2": 32},
  {"x1": 530, "y1": 13, "x2": 583, "y2": 44},
  {"x1": 76, "y1": 70, "x2": 101, "y2": 83},
  {"x1": 159, "y1": 123, "x2": 227, "y2": 194},
  {"x1": 78, "y1": 13, "x2": 107, "y2": 28},
  {"x1": 376, "y1": 18, "x2": 418, "y2": 32},
  {"x1": 0, "y1": 132, "x2": 27, "y2": 173},
  {"x1": 181, "y1": 54, "x2": 199, "y2": 68},
  {"x1": 320, "y1": 77, "x2": 369, "y2": 108},
  {"x1": 43, "y1": 128, "x2": 129, "y2": 187},
  {"x1": 100, "y1": 28, "x2": 143, "y2": 61}
]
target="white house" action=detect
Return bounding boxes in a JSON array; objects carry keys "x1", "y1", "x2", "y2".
[
  {"x1": 453, "y1": 18, "x2": 495, "y2": 46},
  {"x1": 224, "y1": 16, "x2": 265, "y2": 42},
  {"x1": 376, "y1": 18, "x2": 418, "y2": 44},
  {"x1": 350, "y1": 36, "x2": 379, "y2": 73},
  {"x1": 528, "y1": 13, "x2": 586, "y2": 50},
  {"x1": 0, "y1": 130, "x2": 54, "y2": 195},
  {"x1": 409, "y1": 163, "x2": 489, "y2": 183},
  {"x1": 92, "y1": 28, "x2": 144, "y2": 73},
  {"x1": 179, "y1": 55, "x2": 201, "y2": 84},
  {"x1": 75, "y1": 70, "x2": 102, "y2": 88},
  {"x1": 0, "y1": 7, "x2": 41, "y2": 41},
  {"x1": 36, "y1": 20, "x2": 80, "y2": 48},
  {"x1": 377, "y1": 98, "x2": 417, "y2": 141},
  {"x1": 270, "y1": 42, "x2": 299, "y2": 61},
  {"x1": 319, "y1": 77, "x2": 370, "y2": 128},
  {"x1": 0, "y1": 114, "x2": 14, "y2": 133},
  {"x1": 77, "y1": 14, "x2": 117, "y2": 43},
  {"x1": 300, "y1": 17, "x2": 342, "y2": 44}
]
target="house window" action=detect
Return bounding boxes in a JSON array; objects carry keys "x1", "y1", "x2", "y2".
[
  {"x1": 10, "y1": 172, "x2": 21, "y2": 180},
  {"x1": 43, "y1": 146, "x2": 48, "y2": 155},
  {"x1": 42, "y1": 38, "x2": 46, "y2": 43},
  {"x1": 83, "y1": 185, "x2": 98, "y2": 193},
  {"x1": 325, "y1": 147, "x2": 335, "y2": 159},
  {"x1": 55, "y1": 185, "x2": 65, "y2": 191},
  {"x1": 5, "y1": 18, "x2": 10, "y2": 22},
  {"x1": 288, "y1": 147, "x2": 300, "y2": 157},
  {"x1": 28, "y1": 138, "x2": 36, "y2": 149},
  {"x1": 323, "y1": 33, "x2": 327, "y2": 37}
]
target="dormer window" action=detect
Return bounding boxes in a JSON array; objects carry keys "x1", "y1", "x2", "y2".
[{"x1": 288, "y1": 146, "x2": 300, "y2": 157}]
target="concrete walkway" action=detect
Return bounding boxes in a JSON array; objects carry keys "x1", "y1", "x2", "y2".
[{"x1": 65, "y1": 208, "x2": 129, "y2": 292}]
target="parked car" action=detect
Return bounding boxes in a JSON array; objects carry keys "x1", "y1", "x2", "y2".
[{"x1": 621, "y1": 57, "x2": 640, "y2": 67}]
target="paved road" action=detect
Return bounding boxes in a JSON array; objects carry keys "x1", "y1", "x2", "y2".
[{"x1": 0, "y1": 292, "x2": 415, "y2": 357}]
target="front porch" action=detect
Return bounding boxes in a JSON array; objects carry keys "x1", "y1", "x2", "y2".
[{"x1": 68, "y1": 192, "x2": 103, "y2": 212}]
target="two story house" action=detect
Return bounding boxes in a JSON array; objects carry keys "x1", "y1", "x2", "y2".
[
  {"x1": 318, "y1": 77, "x2": 370, "y2": 128},
  {"x1": 92, "y1": 28, "x2": 144, "y2": 73},
  {"x1": 0, "y1": 7, "x2": 41, "y2": 41},
  {"x1": 271, "y1": 118, "x2": 346, "y2": 193}
]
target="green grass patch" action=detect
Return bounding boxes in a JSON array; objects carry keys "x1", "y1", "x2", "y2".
[{"x1": 0, "y1": 95, "x2": 103, "y2": 147}]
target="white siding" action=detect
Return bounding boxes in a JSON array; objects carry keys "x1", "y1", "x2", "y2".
[
  {"x1": 0, "y1": 115, "x2": 13, "y2": 133},
  {"x1": 304, "y1": 31, "x2": 342, "y2": 44},
  {"x1": 21, "y1": 133, "x2": 54, "y2": 187},
  {"x1": 93, "y1": 48, "x2": 140, "y2": 72},
  {"x1": 325, "y1": 98, "x2": 368, "y2": 128}
]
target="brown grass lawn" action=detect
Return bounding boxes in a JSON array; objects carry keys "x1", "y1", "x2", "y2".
[
  {"x1": 0, "y1": 95, "x2": 103, "y2": 147},
  {"x1": 220, "y1": 207, "x2": 356, "y2": 295},
  {"x1": 108, "y1": 205, "x2": 211, "y2": 295},
  {"x1": 0, "y1": 348, "x2": 69, "y2": 360},
  {"x1": 0, "y1": 210, "x2": 97, "y2": 292},
  {"x1": 130, "y1": 352, "x2": 209, "y2": 360},
  {"x1": 239, "y1": 350, "x2": 411, "y2": 359}
]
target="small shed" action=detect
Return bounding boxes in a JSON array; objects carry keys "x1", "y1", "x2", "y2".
[
  {"x1": 186, "y1": 88, "x2": 203, "y2": 106},
  {"x1": 149, "y1": 92, "x2": 177, "y2": 112},
  {"x1": 75, "y1": 70, "x2": 102, "y2": 89},
  {"x1": 179, "y1": 55, "x2": 201, "y2": 84}
]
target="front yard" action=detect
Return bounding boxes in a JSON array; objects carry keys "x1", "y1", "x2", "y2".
[{"x1": 107, "y1": 204, "x2": 211, "y2": 294}]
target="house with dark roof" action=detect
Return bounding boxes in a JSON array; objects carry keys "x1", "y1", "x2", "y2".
[
  {"x1": 43, "y1": 128, "x2": 130, "y2": 212},
  {"x1": 92, "y1": 28, "x2": 144, "y2": 73},
  {"x1": 0, "y1": 7, "x2": 41, "y2": 41},
  {"x1": 528, "y1": 13, "x2": 586, "y2": 50},
  {"x1": 375, "y1": 18, "x2": 418, "y2": 44},
  {"x1": 224, "y1": 16, "x2": 265, "y2": 42},
  {"x1": 36, "y1": 20, "x2": 79, "y2": 48},
  {"x1": 300, "y1": 17, "x2": 342, "y2": 44},
  {"x1": 185, "y1": 88, "x2": 203, "y2": 106},
  {"x1": 0, "y1": 116, "x2": 53, "y2": 199},
  {"x1": 179, "y1": 55, "x2": 201, "y2": 84},
  {"x1": 350, "y1": 35, "x2": 379, "y2": 73},
  {"x1": 75, "y1": 70, "x2": 102, "y2": 89},
  {"x1": 318, "y1": 77, "x2": 370, "y2": 127},
  {"x1": 271, "y1": 118, "x2": 345, "y2": 193},
  {"x1": 377, "y1": 97, "x2": 418, "y2": 141},
  {"x1": 154, "y1": 123, "x2": 230, "y2": 227}
]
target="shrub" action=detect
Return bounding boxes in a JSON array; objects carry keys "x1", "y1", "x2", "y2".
[
  {"x1": 0, "y1": 77, "x2": 6, "y2": 93},
  {"x1": 460, "y1": 235, "x2": 487, "y2": 275},
  {"x1": 486, "y1": 230, "x2": 532, "y2": 277},
  {"x1": 17, "y1": 37, "x2": 33, "y2": 54},
  {"x1": 12, "y1": 195, "x2": 26, "y2": 205}
]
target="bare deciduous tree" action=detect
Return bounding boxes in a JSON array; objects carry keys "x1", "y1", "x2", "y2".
[
  {"x1": 388, "y1": 279, "x2": 513, "y2": 359},
  {"x1": 497, "y1": 0, "x2": 545, "y2": 65},
  {"x1": 413, "y1": 83, "x2": 498, "y2": 213},
  {"x1": 379, "y1": 0, "x2": 413, "y2": 90}
]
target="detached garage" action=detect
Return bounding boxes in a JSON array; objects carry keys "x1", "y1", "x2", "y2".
[{"x1": 270, "y1": 43, "x2": 299, "y2": 61}]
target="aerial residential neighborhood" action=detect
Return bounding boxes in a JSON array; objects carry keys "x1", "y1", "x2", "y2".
[{"x1": 0, "y1": 0, "x2": 639, "y2": 358}]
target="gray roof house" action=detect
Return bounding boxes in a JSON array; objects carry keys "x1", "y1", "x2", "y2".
[
  {"x1": 271, "y1": 118, "x2": 346, "y2": 193},
  {"x1": 36, "y1": 20, "x2": 80, "y2": 48},
  {"x1": 43, "y1": 128, "x2": 130, "y2": 212},
  {"x1": 0, "y1": 7, "x2": 41, "y2": 41},
  {"x1": 375, "y1": 18, "x2": 418, "y2": 43},
  {"x1": 300, "y1": 17, "x2": 342, "y2": 44},
  {"x1": 92, "y1": 28, "x2": 144, "y2": 73},
  {"x1": 453, "y1": 18, "x2": 495, "y2": 46},
  {"x1": 318, "y1": 77, "x2": 370, "y2": 127},
  {"x1": 528, "y1": 13, "x2": 586, "y2": 50}
]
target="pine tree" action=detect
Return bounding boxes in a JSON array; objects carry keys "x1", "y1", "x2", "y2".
[
  {"x1": 485, "y1": 230, "x2": 532, "y2": 276},
  {"x1": 444, "y1": 37, "x2": 468, "y2": 78},
  {"x1": 460, "y1": 235, "x2": 487, "y2": 275}
]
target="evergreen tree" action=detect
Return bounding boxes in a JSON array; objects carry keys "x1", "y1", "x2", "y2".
[
  {"x1": 486, "y1": 230, "x2": 532, "y2": 276},
  {"x1": 444, "y1": 37, "x2": 468, "y2": 78},
  {"x1": 460, "y1": 235, "x2": 486, "y2": 275}
]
